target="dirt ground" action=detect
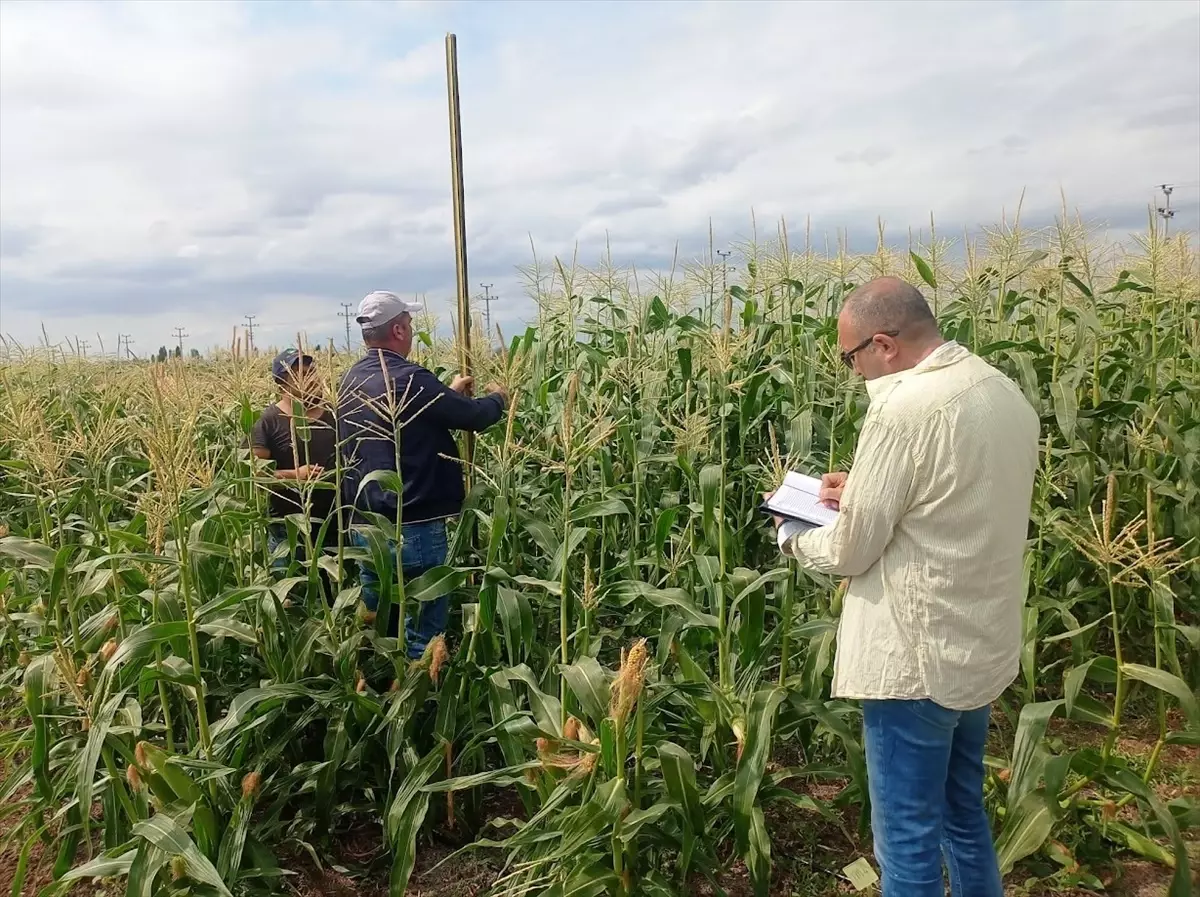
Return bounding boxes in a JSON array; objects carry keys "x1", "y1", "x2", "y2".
[
  {"x1": 1, "y1": 792, "x2": 1192, "y2": 897},
  {"x1": 2, "y1": 712, "x2": 1196, "y2": 897},
  {"x1": 0, "y1": 784, "x2": 122, "y2": 897}
]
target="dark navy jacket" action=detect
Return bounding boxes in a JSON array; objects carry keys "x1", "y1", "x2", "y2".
[{"x1": 337, "y1": 349, "x2": 505, "y2": 524}]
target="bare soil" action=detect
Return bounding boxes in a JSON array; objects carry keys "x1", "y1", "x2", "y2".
[
  {"x1": 2, "y1": 707, "x2": 1195, "y2": 896},
  {"x1": 282, "y1": 818, "x2": 501, "y2": 897}
]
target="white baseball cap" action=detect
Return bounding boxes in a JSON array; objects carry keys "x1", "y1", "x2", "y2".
[{"x1": 356, "y1": 291, "x2": 423, "y2": 327}]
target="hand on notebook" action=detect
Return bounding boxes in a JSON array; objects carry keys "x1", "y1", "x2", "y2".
[
  {"x1": 763, "y1": 474, "x2": 839, "y2": 528},
  {"x1": 762, "y1": 491, "x2": 785, "y2": 530},
  {"x1": 819, "y1": 472, "x2": 848, "y2": 510}
]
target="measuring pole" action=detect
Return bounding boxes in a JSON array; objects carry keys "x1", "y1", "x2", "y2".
[{"x1": 446, "y1": 32, "x2": 474, "y2": 479}]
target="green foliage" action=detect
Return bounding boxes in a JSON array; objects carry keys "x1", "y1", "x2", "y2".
[{"x1": 1, "y1": 218, "x2": 1197, "y2": 895}]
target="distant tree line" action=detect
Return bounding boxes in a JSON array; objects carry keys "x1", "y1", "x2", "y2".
[{"x1": 154, "y1": 346, "x2": 201, "y2": 361}]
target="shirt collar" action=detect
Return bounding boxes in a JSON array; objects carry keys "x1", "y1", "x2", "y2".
[
  {"x1": 367, "y1": 347, "x2": 408, "y2": 362},
  {"x1": 865, "y1": 340, "x2": 966, "y2": 399}
]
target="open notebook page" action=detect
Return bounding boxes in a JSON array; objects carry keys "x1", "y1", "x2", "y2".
[{"x1": 764, "y1": 471, "x2": 839, "y2": 527}]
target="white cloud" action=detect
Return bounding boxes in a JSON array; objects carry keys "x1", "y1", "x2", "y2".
[{"x1": 1, "y1": 0, "x2": 1197, "y2": 355}]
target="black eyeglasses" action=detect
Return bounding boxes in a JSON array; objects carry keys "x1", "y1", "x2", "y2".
[{"x1": 840, "y1": 330, "x2": 899, "y2": 367}]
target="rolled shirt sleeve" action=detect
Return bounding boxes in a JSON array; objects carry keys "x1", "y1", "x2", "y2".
[{"x1": 780, "y1": 418, "x2": 917, "y2": 577}]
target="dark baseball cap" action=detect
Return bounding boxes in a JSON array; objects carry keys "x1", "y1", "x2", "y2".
[{"x1": 271, "y1": 347, "x2": 314, "y2": 380}]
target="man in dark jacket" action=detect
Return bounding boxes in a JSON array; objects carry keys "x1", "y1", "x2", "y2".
[{"x1": 337, "y1": 290, "x2": 507, "y2": 657}]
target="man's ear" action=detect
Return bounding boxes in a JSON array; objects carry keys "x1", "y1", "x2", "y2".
[{"x1": 877, "y1": 334, "x2": 900, "y2": 359}]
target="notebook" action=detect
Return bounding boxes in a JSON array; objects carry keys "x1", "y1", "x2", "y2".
[{"x1": 761, "y1": 471, "x2": 839, "y2": 528}]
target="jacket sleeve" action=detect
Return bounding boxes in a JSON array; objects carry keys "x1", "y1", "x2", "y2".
[
  {"x1": 407, "y1": 368, "x2": 506, "y2": 433},
  {"x1": 779, "y1": 418, "x2": 916, "y2": 577}
]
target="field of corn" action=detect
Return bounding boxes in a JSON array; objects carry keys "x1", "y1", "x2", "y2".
[{"x1": 1, "y1": 213, "x2": 1198, "y2": 897}]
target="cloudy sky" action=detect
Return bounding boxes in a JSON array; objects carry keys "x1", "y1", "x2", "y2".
[{"x1": 1, "y1": 0, "x2": 1198, "y2": 355}]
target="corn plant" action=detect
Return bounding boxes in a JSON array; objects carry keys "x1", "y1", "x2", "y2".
[{"x1": 1, "y1": 212, "x2": 1197, "y2": 897}]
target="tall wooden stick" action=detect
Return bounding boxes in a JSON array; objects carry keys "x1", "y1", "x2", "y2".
[{"x1": 446, "y1": 32, "x2": 474, "y2": 477}]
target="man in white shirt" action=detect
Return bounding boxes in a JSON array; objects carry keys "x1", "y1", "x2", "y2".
[{"x1": 773, "y1": 276, "x2": 1039, "y2": 897}]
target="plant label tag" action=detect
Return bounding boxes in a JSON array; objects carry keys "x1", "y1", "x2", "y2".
[{"x1": 843, "y1": 857, "x2": 879, "y2": 891}]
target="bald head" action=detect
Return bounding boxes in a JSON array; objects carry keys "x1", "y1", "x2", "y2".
[
  {"x1": 842, "y1": 276, "x2": 939, "y2": 340},
  {"x1": 837, "y1": 276, "x2": 944, "y2": 379}
]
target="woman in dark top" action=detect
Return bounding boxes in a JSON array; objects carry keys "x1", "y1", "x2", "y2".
[{"x1": 250, "y1": 349, "x2": 338, "y2": 590}]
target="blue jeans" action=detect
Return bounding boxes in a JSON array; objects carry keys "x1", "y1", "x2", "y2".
[
  {"x1": 266, "y1": 523, "x2": 300, "y2": 574},
  {"x1": 266, "y1": 524, "x2": 288, "y2": 573},
  {"x1": 266, "y1": 523, "x2": 335, "y2": 604},
  {"x1": 351, "y1": 520, "x2": 449, "y2": 659},
  {"x1": 863, "y1": 699, "x2": 1003, "y2": 897}
]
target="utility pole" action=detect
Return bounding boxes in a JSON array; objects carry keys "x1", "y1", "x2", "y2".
[
  {"x1": 717, "y1": 249, "x2": 732, "y2": 296},
  {"x1": 478, "y1": 283, "x2": 495, "y2": 339},
  {"x1": 244, "y1": 315, "x2": 258, "y2": 355},
  {"x1": 717, "y1": 249, "x2": 732, "y2": 328},
  {"x1": 172, "y1": 326, "x2": 188, "y2": 356},
  {"x1": 78, "y1": 339, "x2": 90, "y2": 358},
  {"x1": 119, "y1": 334, "x2": 134, "y2": 360},
  {"x1": 1156, "y1": 184, "x2": 1175, "y2": 237},
  {"x1": 716, "y1": 249, "x2": 733, "y2": 335},
  {"x1": 338, "y1": 302, "x2": 355, "y2": 352}
]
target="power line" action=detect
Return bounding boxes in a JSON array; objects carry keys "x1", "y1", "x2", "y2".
[
  {"x1": 171, "y1": 326, "x2": 188, "y2": 356},
  {"x1": 338, "y1": 302, "x2": 355, "y2": 352}
]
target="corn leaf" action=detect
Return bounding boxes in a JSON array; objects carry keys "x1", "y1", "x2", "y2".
[
  {"x1": 732, "y1": 687, "x2": 785, "y2": 861},
  {"x1": 132, "y1": 814, "x2": 232, "y2": 896},
  {"x1": 386, "y1": 747, "x2": 442, "y2": 896},
  {"x1": 996, "y1": 788, "x2": 1058, "y2": 874},
  {"x1": 559, "y1": 656, "x2": 609, "y2": 723},
  {"x1": 910, "y1": 252, "x2": 937, "y2": 289},
  {"x1": 1007, "y1": 700, "x2": 1064, "y2": 811},
  {"x1": 1120, "y1": 664, "x2": 1199, "y2": 728},
  {"x1": 1102, "y1": 768, "x2": 1193, "y2": 896}
]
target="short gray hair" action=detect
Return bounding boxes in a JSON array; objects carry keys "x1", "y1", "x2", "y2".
[
  {"x1": 361, "y1": 312, "x2": 409, "y2": 346},
  {"x1": 842, "y1": 276, "x2": 937, "y2": 338}
]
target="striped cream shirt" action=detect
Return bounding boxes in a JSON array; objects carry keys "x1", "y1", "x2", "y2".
[{"x1": 778, "y1": 341, "x2": 1039, "y2": 710}]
